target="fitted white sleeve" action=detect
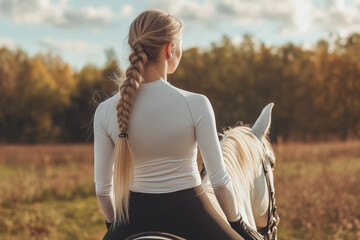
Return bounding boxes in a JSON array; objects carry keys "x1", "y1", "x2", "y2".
[
  {"x1": 93, "y1": 101, "x2": 115, "y2": 223},
  {"x1": 189, "y1": 94, "x2": 240, "y2": 221}
]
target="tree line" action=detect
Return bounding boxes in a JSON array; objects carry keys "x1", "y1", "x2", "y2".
[{"x1": 0, "y1": 33, "x2": 359, "y2": 143}]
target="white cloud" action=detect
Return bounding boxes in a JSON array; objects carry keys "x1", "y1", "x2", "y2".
[
  {"x1": 0, "y1": 36, "x2": 17, "y2": 49},
  {"x1": 0, "y1": 0, "x2": 114, "y2": 30},
  {"x1": 151, "y1": 0, "x2": 360, "y2": 36},
  {"x1": 312, "y1": 0, "x2": 360, "y2": 36},
  {"x1": 40, "y1": 37, "x2": 101, "y2": 54},
  {"x1": 154, "y1": 0, "x2": 215, "y2": 20},
  {"x1": 120, "y1": 4, "x2": 133, "y2": 18}
]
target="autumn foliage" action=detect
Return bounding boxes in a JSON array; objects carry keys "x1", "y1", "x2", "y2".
[{"x1": 1, "y1": 33, "x2": 360, "y2": 143}]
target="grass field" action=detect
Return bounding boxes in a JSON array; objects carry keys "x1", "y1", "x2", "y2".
[{"x1": 0, "y1": 141, "x2": 359, "y2": 240}]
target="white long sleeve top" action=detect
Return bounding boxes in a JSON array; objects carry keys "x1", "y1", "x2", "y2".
[{"x1": 93, "y1": 79, "x2": 239, "y2": 222}]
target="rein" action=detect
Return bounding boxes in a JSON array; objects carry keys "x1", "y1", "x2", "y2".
[{"x1": 257, "y1": 158, "x2": 280, "y2": 240}]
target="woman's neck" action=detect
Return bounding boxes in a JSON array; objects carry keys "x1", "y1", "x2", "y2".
[{"x1": 142, "y1": 60, "x2": 168, "y2": 83}]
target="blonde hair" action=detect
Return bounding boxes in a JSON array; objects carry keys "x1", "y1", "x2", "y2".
[{"x1": 112, "y1": 9, "x2": 183, "y2": 227}]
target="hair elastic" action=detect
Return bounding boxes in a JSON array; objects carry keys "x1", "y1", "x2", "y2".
[{"x1": 119, "y1": 132, "x2": 128, "y2": 138}]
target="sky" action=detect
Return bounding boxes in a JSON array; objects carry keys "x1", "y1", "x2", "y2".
[{"x1": 0, "y1": 0, "x2": 359, "y2": 70}]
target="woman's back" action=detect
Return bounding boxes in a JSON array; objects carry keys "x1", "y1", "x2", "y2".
[
  {"x1": 94, "y1": 79, "x2": 229, "y2": 194},
  {"x1": 94, "y1": 9, "x2": 255, "y2": 240}
]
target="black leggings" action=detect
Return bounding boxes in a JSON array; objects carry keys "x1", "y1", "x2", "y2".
[{"x1": 103, "y1": 185, "x2": 243, "y2": 240}]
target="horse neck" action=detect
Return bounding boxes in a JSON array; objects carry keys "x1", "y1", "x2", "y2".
[
  {"x1": 202, "y1": 130, "x2": 264, "y2": 229},
  {"x1": 201, "y1": 167, "x2": 258, "y2": 229},
  {"x1": 232, "y1": 130, "x2": 267, "y2": 222},
  {"x1": 224, "y1": 156, "x2": 259, "y2": 229}
]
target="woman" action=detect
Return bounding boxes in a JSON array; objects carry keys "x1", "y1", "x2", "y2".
[{"x1": 93, "y1": 9, "x2": 263, "y2": 240}]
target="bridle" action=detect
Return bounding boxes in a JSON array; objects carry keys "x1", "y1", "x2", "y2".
[{"x1": 257, "y1": 157, "x2": 280, "y2": 240}]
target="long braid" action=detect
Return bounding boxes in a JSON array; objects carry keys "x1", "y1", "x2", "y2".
[
  {"x1": 112, "y1": 41, "x2": 147, "y2": 227},
  {"x1": 117, "y1": 41, "x2": 147, "y2": 133}
]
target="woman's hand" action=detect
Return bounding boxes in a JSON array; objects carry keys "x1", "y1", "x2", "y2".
[{"x1": 228, "y1": 216, "x2": 264, "y2": 240}]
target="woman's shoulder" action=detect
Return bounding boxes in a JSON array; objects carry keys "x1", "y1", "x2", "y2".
[
  {"x1": 167, "y1": 84, "x2": 209, "y2": 104},
  {"x1": 94, "y1": 92, "x2": 119, "y2": 121}
]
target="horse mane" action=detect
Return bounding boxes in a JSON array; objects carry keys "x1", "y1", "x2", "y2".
[
  {"x1": 221, "y1": 125, "x2": 266, "y2": 201},
  {"x1": 198, "y1": 121, "x2": 276, "y2": 217}
]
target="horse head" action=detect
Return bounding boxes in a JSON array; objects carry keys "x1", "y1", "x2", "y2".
[
  {"x1": 201, "y1": 103, "x2": 279, "y2": 240},
  {"x1": 251, "y1": 103, "x2": 279, "y2": 240}
]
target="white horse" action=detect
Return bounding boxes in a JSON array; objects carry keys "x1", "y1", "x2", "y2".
[
  {"x1": 198, "y1": 103, "x2": 279, "y2": 240},
  {"x1": 126, "y1": 103, "x2": 279, "y2": 240}
]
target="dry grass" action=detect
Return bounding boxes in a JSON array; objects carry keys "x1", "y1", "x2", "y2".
[
  {"x1": 0, "y1": 144, "x2": 102, "y2": 240},
  {"x1": 273, "y1": 141, "x2": 360, "y2": 240},
  {"x1": 0, "y1": 144, "x2": 94, "y2": 207},
  {"x1": 0, "y1": 141, "x2": 359, "y2": 239}
]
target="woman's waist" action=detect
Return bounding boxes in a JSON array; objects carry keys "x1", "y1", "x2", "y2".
[
  {"x1": 132, "y1": 160, "x2": 200, "y2": 187},
  {"x1": 130, "y1": 173, "x2": 202, "y2": 194},
  {"x1": 129, "y1": 183, "x2": 205, "y2": 205}
]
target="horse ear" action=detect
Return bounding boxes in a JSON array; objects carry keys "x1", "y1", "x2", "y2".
[{"x1": 251, "y1": 103, "x2": 274, "y2": 140}]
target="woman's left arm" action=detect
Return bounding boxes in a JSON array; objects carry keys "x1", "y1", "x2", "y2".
[{"x1": 93, "y1": 101, "x2": 115, "y2": 223}]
